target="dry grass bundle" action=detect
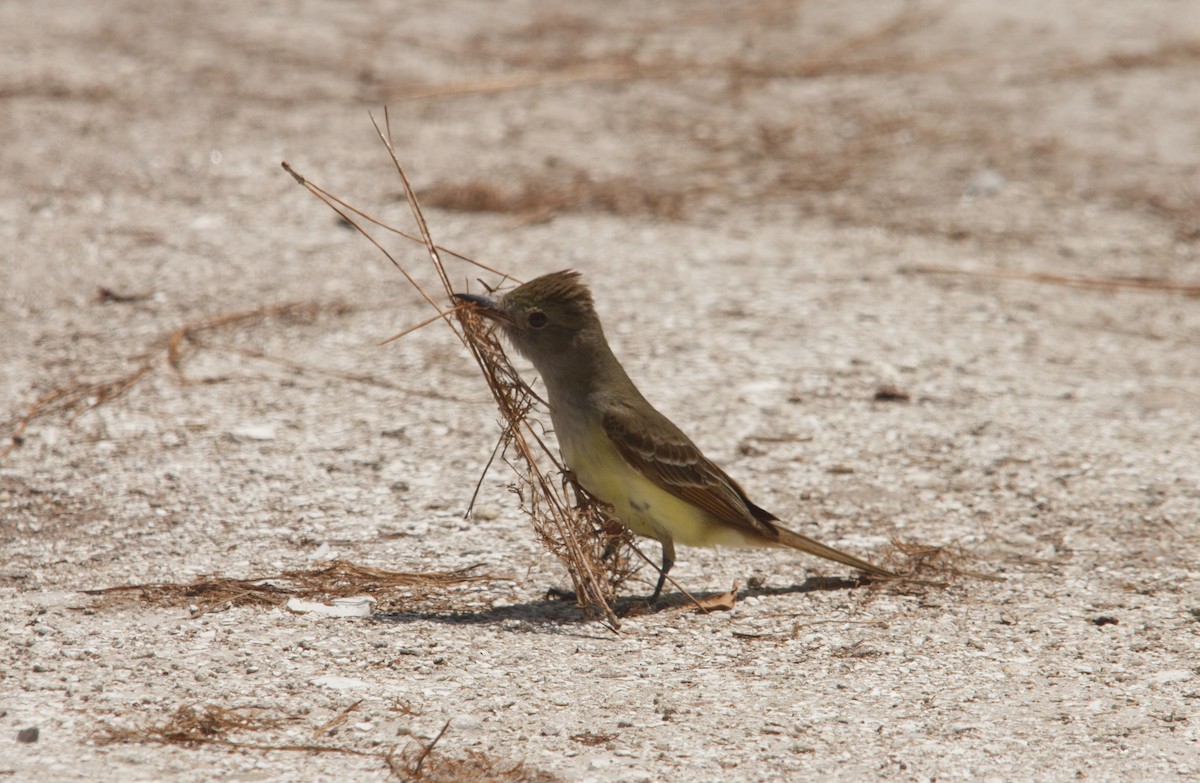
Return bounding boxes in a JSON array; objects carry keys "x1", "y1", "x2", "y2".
[
  {"x1": 83, "y1": 560, "x2": 489, "y2": 617},
  {"x1": 282, "y1": 112, "x2": 635, "y2": 627},
  {"x1": 454, "y1": 304, "x2": 640, "y2": 620}
]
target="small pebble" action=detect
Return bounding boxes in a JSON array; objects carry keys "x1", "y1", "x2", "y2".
[{"x1": 17, "y1": 727, "x2": 39, "y2": 743}]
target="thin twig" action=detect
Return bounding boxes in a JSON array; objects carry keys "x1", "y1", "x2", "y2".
[
  {"x1": 281, "y1": 162, "x2": 516, "y2": 283},
  {"x1": 312, "y1": 700, "x2": 364, "y2": 740},
  {"x1": 411, "y1": 720, "x2": 452, "y2": 778},
  {"x1": 378, "y1": 304, "x2": 470, "y2": 346}
]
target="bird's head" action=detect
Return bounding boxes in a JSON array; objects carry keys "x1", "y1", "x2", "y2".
[{"x1": 453, "y1": 270, "x2": 601, "y2": 369}]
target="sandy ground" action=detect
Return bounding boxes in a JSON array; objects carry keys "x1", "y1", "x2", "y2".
[{"x1": 3, "y1": 1, "x2": 1199, "y2": 780}]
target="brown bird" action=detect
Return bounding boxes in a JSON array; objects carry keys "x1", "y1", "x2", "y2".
[{"x1": 455, "y1": 271, "x2": 893, "y2": 601}]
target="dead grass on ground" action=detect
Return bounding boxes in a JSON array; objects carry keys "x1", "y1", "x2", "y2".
[
  {"x1": 420, "y1": 172, "x2": 690, "y2": 222},
  {"x1": 97, "y1": 705, "x2": 561, "y2": 782},
  {"x1": 381, "y1": 2, "x2": 1200, "y2": 257},
  {"x1": 82, "y1": 560, "x2": 491, "y2": 617},
  {"x1": 389, "y1": 4, "x2": 948, "y2": 228},
  {"x1": 0, "y1": 301, "x2": 355, "y2": 459},
  {"x1": 1051, "y1": 39, "x2": 1200, "y2": 77},
  {"x1": 908, "y1": 266, "x2": 1200, "y2": 297},
  {"x1": 386, "y1": 722, "x2": 564, "y2": 783},
  {"x1": 398, "y1": 3, "x2": 942, "y2": 101},
  {"x1": 97, "y1": 704, "x2": 297, "y2": 747},
  {"x1": 875, "y1": 538, "x2": 1002, "y2": 592}
]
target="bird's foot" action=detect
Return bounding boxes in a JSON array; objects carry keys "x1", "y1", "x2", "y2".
[{"x1": 544, "y1": 587, "x2": 577, "y2": 602}]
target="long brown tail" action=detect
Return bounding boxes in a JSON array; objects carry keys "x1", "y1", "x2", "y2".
[{"x1": 774, "y1": 525, "x2": 894, "y2": 578}]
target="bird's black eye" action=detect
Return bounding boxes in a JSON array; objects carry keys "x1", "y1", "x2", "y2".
[{"x1": 528, "y1": 311, "x2": 548, "y2": 328}]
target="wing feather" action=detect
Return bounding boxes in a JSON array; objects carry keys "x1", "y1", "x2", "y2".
[{"x1": 600, "y1": 400, "x2": 778, "y2": 539}]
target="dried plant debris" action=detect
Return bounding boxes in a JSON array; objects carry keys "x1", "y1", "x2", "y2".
[
  {"x1": 386, "y1": 722, "x2": 565, "y2": 783},
  {"x1": 875, "y1": 539, "x2": 1002, "y2": 591},
  {"x1": 420, "y1": 172, "x2": 689, "y2": 221},
  {"x1": 668, "y1": 582, "x2": 739, "y2": 615},
  {"x1": 909, "y1": 266, "x2": 1200, "y2": 297},
  {"x1": 873, "y1": 385, "x2": 911, "y2": 403},
  {"x1": 98, "y1": 706, "x2": 561, "y2": 783},
  {"x1": 311, "y1": 700, "x2": 364, "y2": 740},
  {"x1": 1, "y1": 364, "x2": 153, "y2": 459},
  {"x1": 164, "y1": 301, "x2": 326, "y2": 371},
  {"x1": 283, "y1": 113, "x2": 638, "y2": 626},
  {"x1": 96, "y1": 704, "x2": 296, "y2": 747},
  {"x1": 96, "y1": 285, "x2": 154, "y2": 304},
  {"x1": 387, "y1": 748, "x2": 564, "y2": 783},
  {"x1": 83, "y1": 560, "x2": 491, "y2": 617},
  {"x1": 569, "y1": 731, "x2": 617, "y2": 747},
  {"x1": 1, "y1": 301, "x2": 343, "y2": 458},
  {"x1": 385, "y1": 4, "x2": 938, "y2": 103},
  {"x1": 373, "y1": 4, "x2": 1200, "y2": 248}
]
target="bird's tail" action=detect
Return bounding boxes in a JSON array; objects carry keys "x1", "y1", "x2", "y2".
[{"x1": 774, "y1": 525, "x2": 894, "y2": 578}]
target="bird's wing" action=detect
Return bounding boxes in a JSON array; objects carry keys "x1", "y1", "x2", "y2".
[{"x1": 600, "y1": 399, "x2": 778, "y2": 539}]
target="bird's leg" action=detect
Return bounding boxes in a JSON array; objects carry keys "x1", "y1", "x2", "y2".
[{"x1": 649, "y1": 539, "x2": 676, "y2": 604}]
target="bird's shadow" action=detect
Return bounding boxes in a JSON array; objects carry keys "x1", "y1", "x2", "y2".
[{"x1": 372, "y1": 575, "x2": 864, "y2": 632}]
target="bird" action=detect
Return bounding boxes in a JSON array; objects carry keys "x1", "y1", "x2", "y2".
[{"x1": 453, "y1": 270, "x2": 893, "y2": 602}]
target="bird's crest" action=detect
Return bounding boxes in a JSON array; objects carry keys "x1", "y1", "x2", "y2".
[{"x1": 507, "y1": 269, "x2": 595, "y2": 312}]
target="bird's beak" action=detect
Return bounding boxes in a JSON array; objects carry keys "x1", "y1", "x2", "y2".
[{"x1": 452, "y1": 292, "x2": 514, "y2": 326}]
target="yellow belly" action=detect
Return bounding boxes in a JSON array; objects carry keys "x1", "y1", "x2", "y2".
[{"x1": 556, "y1": 415, "x2": 757, "y2": 549}]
